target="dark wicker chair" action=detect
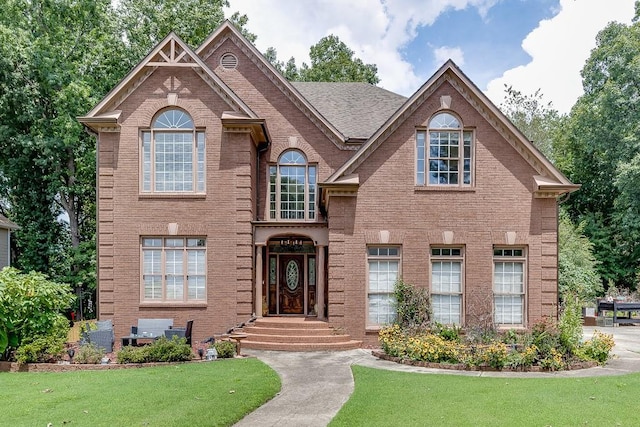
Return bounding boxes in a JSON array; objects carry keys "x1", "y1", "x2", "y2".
[{"x1": 164, "y1": 320, "x2": 193, "y2": 346}]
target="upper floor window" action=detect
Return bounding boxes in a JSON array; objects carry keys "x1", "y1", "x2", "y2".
[
  {"x1": 141, "y1": 109, "x2": 205, "y2": 193},
  {"x1": 416, "y1": 112, "x2": 473, "y2": 186},
  {"x1": 269, "y1": 150, "x2": 317, "y2": 220}
]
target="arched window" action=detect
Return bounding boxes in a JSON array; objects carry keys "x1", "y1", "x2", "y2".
[
  {"x1": 141, "y1": 109, "x2": 205, "y2": 193},
  {"x1": 269, "y1": 150, "x2": 317, "y2": 220},
  {"x1": 416, "y1": 112, "x2": 473, "y2": 186}
]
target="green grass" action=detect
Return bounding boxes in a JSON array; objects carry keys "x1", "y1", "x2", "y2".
[
  {"x1": 1, "y1": 359, "x2": 280, "y2": 427},
  {"x1": 331, "y1": 366, "x2": 640, "y2": 426}
]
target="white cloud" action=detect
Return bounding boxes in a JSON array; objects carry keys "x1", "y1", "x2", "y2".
[
  {"x1": 226, "y1": 0, "x2": 637, "y2": 114},
  {"x1": 484, "y1": 0, "x2": 636, "y2": 114},
  {"x1": 433, "y1": 46, "x2": 465, "y2": 66},
  {"x1": 226, "y1": 0, "x2": 500, "y2": 95}
]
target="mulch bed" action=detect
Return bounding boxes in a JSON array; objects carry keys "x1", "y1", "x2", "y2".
[{"x1": 371, "y1": 350, "x2": 598, "y2": 372}]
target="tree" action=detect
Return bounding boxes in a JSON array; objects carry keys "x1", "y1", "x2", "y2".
[
  {"x1": 0, "y1": 1, "x2": 252, "y2": 317},
  {"x1": 266, "y1": 35, "x2": 380, "y2": 84},
  {"x1": 500, "y1": 85, "x2": 562, "y2": 162},
  {"x1": 0, "y1": 0, "x2": 124, "y2": 287},
  {"x1": 558, "y1": 210, "x2": 603, "y2": 303},
  {"x1": 562, "y1": 5, "x2": 640, "y2": 289}
]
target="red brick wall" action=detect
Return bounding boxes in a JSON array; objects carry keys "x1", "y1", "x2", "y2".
[{"x1": 327, "y1": 81, "x2": 559, "y2": 346}]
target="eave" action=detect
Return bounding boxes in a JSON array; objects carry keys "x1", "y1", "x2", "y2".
[{"x1": 221, "y1": 112, "x2": 270, "y2": 145}]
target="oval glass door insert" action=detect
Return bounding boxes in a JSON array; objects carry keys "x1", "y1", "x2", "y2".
[{"x1": 286, "y1": 260, "x2": 299, "y2": 290}]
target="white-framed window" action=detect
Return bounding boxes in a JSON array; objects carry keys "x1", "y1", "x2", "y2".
[
  {"x1": 367, "y1": 246, "x2": 400, "y2": 326},
  {"x1": 493, "y1": 247, "x2": 526, "y2": 326},
  {"x1": 141, "y1": 109, "x2": 205, "y2": 193},
  {"x1": 141, "y1": 237, "x2": 206, "y2": 303},
  {"x1": 431, "y1": 247, "x2": 463, "y2": 325},
  {"x1": 416, "y1": 112, "x2": 473, "y2": 186},
  {"x1": 269, "y1": 149, "x2": 317, "y2": 220}
]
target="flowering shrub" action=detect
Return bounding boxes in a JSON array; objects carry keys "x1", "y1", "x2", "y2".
[
  {"x1": 379, "y1": 321, "x2": 615, "y2": 371},
  {"x1": 577, "y1": 331, "x2": 615, "y2": 365}
]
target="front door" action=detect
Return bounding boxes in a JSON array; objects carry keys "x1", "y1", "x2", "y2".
[{"x1": 279, "y1": 255, "x2": 305, "y2": 314}]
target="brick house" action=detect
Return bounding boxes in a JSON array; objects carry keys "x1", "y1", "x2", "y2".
[{"x1": 79, "y1": 21, "x2": 578, "y2": 347}]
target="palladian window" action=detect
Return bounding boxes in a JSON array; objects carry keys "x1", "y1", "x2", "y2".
[
  {"x1": 141, "y1": 109, "x2": 205, "y2": 193},
  {"x1": 416, "y1": 112, "x2": 473, "y2": 186},
  {"x1": 269, "y1": 150, "x2": 317, "y2": 220}
]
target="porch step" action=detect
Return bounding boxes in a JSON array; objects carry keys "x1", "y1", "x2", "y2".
[{"x1": 240, "y1": 317, "x2": 362, "y2": 352}]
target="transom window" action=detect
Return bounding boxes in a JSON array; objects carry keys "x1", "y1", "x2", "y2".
[
  {"x1": 493, "y1": 247, "x2": 526, "y2": 326},
  {"x1": 141, "y1": 237, "x2": 206, "y2": 303},
  {"x1": 431, "y1": 247, "x2": 463, "y2": 325},
  {"x1": 269, "y1": 150, "x2": 317, "y2": 220},
  {"x1": 367, "y1": 247, "x2": 400, "y2": 326},
  {"x1": 141, "y1": 109, "x2": 205, "y2": 193},
  {"x1": 416, "y1": 112, "x2": 473, "y2": 186}
]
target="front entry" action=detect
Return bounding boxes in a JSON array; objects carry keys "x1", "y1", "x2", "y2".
[
  {"x1": 279, "y1": 255, "x2": 304, "y2": 314},
  {"x1": 267, "y1": 238, "x2": 317, "y2": 316}
]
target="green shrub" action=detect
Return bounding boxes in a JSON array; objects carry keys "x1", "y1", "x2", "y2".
[
  {"x1": 558, "y1": 296, "x2": 583, "y2": 353},
  {"x1": 117, "y1": 336, "x2": 192, "y2": 364},
  {"x1": 214, "y1": 340, "x2": 236, "y2": 359},
  {"x1": 432, "y1": 322, "x2": 461, "y2": 342},
  {"x1": 74, "y1": 343, "x2": 105, "y2": 364},
  {"x1": 577, "y1": 331, "x2": 615, "y2": 365},
  {"x1": 0, "y1": 268, "x2": 75, "y2": 359},
  {"x1": 14, "y1": 316, "x2": 69, "y2": 364},
  {"x1": 393, "y1": 279, "x2": 431, "y2": 330}
]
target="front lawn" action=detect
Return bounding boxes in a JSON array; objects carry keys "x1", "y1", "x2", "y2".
[
  {"x1": 330, "y1": 366, "x2": 640, "y2": 426},
  {"x1": 1, "y1": 359, "x2": 280, "y2": 427}
]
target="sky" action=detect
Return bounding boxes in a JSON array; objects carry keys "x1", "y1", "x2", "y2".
[{"x1": 225, "y1": 0, "x2": 637, "y2": 114}]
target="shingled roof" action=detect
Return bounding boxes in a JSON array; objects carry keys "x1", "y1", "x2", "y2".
[{"x1": 291, "y1": 82, "x2": 407, "y2": 141}]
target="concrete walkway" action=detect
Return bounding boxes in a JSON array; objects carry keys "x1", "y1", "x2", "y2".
[{"x1": 234, "y1": 326, "x2": 640, "y2": 426}]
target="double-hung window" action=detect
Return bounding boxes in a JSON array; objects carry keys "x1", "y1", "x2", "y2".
[
  {"x1": 142, "y1": 237, "x2": 206, "y2": 303},
  {"x1": 269, "y1": 149, "x2": 317, "y2": 220},
  {"x1": 367, "y1": 247, "x2": 400, "y2": 326},
  {"x1": 431, "y1": 247, "x2": 463, "y2": 325},
  {"x1": 416, "y1": 112, "x2": 472, "y2": 186},
  {"x1": 141, "y1": 109, "x2": 205, "y2": 193},
  {"x1": 493, "y1": 248, "x2": 526, "y2": 325}
]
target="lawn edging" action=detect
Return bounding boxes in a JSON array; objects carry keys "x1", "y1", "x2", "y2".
[
  {"x1": 371, "y1": 350, "x2": 598, "y2": 372},
  {"x1": 0, "y1": 358, "x2": 240, "y2": 373}
]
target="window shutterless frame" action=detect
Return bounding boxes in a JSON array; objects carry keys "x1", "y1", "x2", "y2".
[
  {"x1": 492, "y1": 247, "x2": 527, "y2": 327},
  {"x1": 416, "y1": 111, "x2": 474, "y2": 187},
  {"x1": 366, "y1": 246, "x2": 401, "y2": 327},
  {"x1": 430, "y1": 247, "x2": 464, "y2": 325},
  {"x1": 268, "y1": 149, "x2": 317, "y2": 221},
  {"x1": 141, "y1": 237, "x2": 207, "y2": 304},
  {"x1": 140, "y1": 109, "x2": 206, "y2": 194}
]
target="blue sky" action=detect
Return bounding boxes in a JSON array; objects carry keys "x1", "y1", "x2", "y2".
[{"x1": 226, "y1": 0, "x2": 636, "y2": 113}]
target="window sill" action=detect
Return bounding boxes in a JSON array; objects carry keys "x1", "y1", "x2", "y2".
[
  {"x1": 414, "y1": 186, "x2": 475, "y2": 192},
  {"x1": 138, "y1": 193, "x2": 206, "y2": 200},
  {"x1": 139, "y1": 302, "x2": 208, "y2": 308},
  {"x1": 365, "y1": 326, "x2": 383, "y2": 333}
]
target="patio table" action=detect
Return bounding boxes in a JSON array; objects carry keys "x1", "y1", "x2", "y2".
[{"x1": 121, "y1": 333, "x2": 159, "y2": 347}]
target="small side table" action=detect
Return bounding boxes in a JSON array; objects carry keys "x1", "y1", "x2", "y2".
[{"x1": 228, "y1": 333, "x2": 248, "y2": 356}]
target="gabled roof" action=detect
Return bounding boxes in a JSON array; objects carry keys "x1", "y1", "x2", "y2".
[
  {"x1": 292, "y1": 82, "x2": 407, "y2": 140},
  {"x1": 196, "y1": 21, "x2": 354, "y2": 149},
  {"x1": 79, "y1": 31, "x2": 259, "y2": 132},
  {"x1": 325, "y1": 60, "x2": 579, "y2": 197}
]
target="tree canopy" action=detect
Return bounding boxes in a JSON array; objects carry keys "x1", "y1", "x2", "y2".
[
  {"x1": 0, "y1": 0, "x2": 250, "y2": 317},
  {"x1": 266, "y1": 35, "x2": 380, "y2": 84},
  {"x1": 561, "y1": 3, "x2": 640, "y2": 289}
]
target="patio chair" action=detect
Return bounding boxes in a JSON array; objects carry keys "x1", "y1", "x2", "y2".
[
  {"x1": 84, "y1": 319, "x2": 115, "y2": 353},
  {"x1": 164, "y1": 320, "x2": 193, "y2": 346}
]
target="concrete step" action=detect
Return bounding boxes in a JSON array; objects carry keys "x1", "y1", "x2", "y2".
[
  {"x1": 241, "y1": 339, "x2": 363, "y2": 352},
  {"x1": 240, "y1": 317, "x2": 362, "y2": 351},
  {"x1": 242, "y1": 333, "x2": 354, "y2": 344}
]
